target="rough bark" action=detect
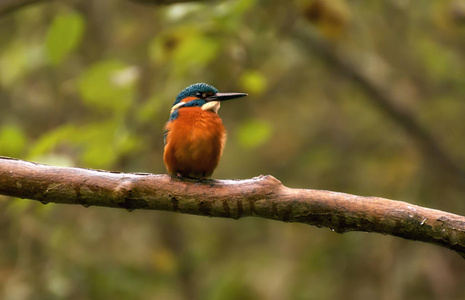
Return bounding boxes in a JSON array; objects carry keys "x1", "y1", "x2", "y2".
[{"x1": 1, "y1": 156, "x2": 465, "y2": 258}]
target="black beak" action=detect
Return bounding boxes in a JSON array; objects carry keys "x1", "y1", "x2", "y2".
[{"x1": 206, "y1": 92, "x2": 248, "y2": 102}]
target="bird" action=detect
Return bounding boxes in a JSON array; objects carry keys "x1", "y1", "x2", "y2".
[{"x1": 163, "y1": 83, "x2": 247, "y2": 180}]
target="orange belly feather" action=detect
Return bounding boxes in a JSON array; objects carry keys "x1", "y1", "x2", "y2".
[{"x1": 163, "y1": 107, "x2": 226, "y2": 178}]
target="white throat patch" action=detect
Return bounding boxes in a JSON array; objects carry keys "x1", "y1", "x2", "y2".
[{"x1": 201, "y1": 101, "x2": 221, "y2": 113}]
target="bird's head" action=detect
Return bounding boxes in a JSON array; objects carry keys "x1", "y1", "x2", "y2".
[{"x1": 169, "y1": 83, "x2": 247, "y2": 119}]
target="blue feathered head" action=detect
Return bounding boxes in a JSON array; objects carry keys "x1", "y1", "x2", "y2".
[{"x1": 173, "y1": 83, "x2": 219, "y2": 106}]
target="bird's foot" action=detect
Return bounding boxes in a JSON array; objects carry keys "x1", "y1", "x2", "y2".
[
  {"x1": 195, "y1": 177, "x2": 207, "y2": 184},
  {"x1": 172, "y1": 173, "x2": 214, "y2": 184}
]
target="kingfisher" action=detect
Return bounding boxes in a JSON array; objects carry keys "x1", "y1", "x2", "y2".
[{"x1": 163, "y1": 83, "x2": 247, "y2": 179}]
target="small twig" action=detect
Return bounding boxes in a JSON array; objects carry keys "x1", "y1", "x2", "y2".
[
  {"x1": 0, "y1": 156, "x2": 464, "y2": 258},
  {"x1": 292, "y1": 24, "x2": 465, "y2": 184},
  {"x1": 127, "y1": 0, "x2": 199, "y2": 4},
  {"x1": 0, "y1": 0, "x2": 46, "y2": 16},
  {"x1": 0, "y1": 0, "x2": 197, "y2": 17}
]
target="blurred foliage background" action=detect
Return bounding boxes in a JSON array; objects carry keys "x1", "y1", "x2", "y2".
[{"x1": 1, "y1": 0, "x2": 465, "y2": 299}]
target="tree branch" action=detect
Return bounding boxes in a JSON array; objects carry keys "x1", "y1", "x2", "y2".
[
  {"x1": 0, "y1": 0, "x2": 198, "y2": 16},
  {"x1": 0, "y1": 0, "x2": 46, "y2": 16},
  {"x1": 292, "y1": 24, "x2": 465, "y2": 185},
  {"x1": 1, "y1": 156, "x2": 465, "y2": 257},
  {"x1": 127, "y1": 0, "x2": 200, "y2": 4}
]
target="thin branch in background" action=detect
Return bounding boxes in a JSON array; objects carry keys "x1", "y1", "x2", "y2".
[
  {"x1": 0, "y1": 0, "x2": 198, "y2": 17},
  {"x1": 128, "y1": 0, "x2": 199, "y2": 4},
  {"x1": 292, "y1": 24, "x2": 465, "y2": 185},
  {"x1": 0, "y1": 0, "x2": 46, "y2": 16}
]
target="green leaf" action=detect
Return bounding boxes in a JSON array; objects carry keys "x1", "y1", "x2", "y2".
[
  {"x1": 136, "y1": 95, "x2": 167, "y2": 123},
  {"x1": 78, "y1": 60, "x2": 136, "y2": 112},
  {"x1": 28, "y1": 124, "x2": 76, "y2": 159},
  {"x1": 239, "y1": 70, "x2": 267, "y2": 95},
  {"x1": 0, "y1": 42, "x2": 28, "y2": 87},
  {"x1": 46, "y1": 12, "x2": 85, "y2": 65},
  {"x1": 82, "y1": 143, "x2": 117, "y2": 169},
  {"x1": 0, "y1": 125, "x2": 27, "y2": 157},
  {"x1": 236, "y1": 120, "x2": 272, "y2": 149},
  {"x1": 149, "y1": 27, "x2": 220, "y2": 75},
  {"x1": 174, "y1": 34, "x2": 219, "y2": 68}
]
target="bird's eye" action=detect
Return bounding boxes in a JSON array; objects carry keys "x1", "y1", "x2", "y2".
[{"x1": 195, "y1": 92, "x2": 208, "y2": 99}]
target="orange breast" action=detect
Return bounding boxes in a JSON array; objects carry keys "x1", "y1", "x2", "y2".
[{"x1": 164, "y1": 107, "x2": 226, "y2": 178}]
